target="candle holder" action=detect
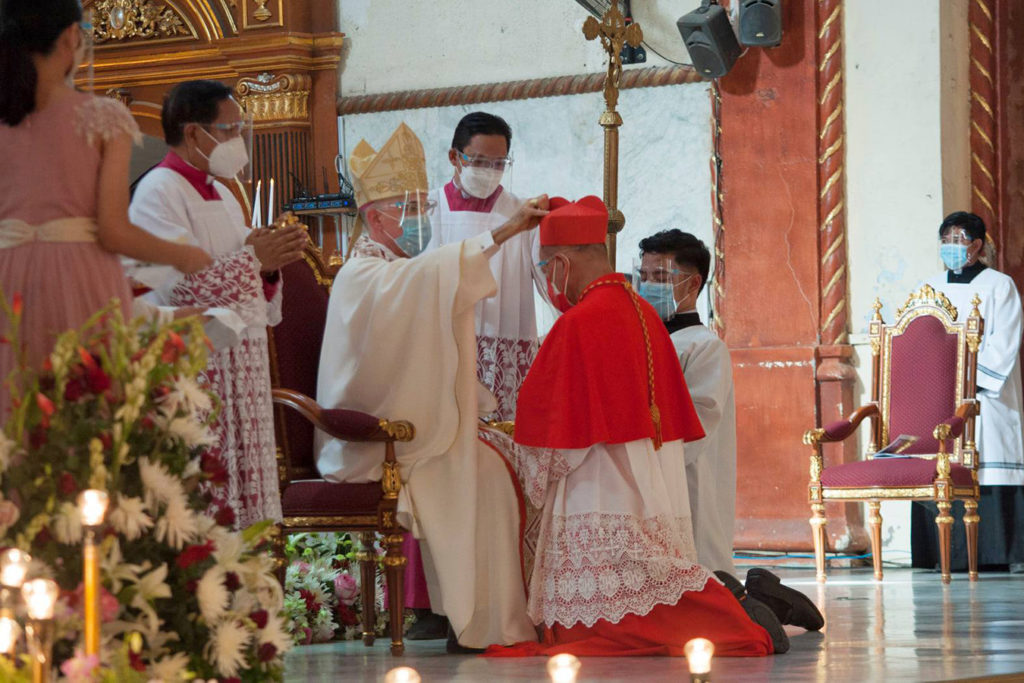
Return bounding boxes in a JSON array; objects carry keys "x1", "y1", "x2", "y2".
[
  {"x1": 77, "y1": 489, "x2": 109, "y2": 658},
  {"x1": 547, "y1": 653, "x2": 582, "y2": 682},
  {"x1": 383, "y1": 666, "x2": 421, "y2": 683},
  {"x1": 22, "y1": 578, "x2": 58, "y2": 683},
  {"x1": 0, "y1": 549, "x2": 31, "y2": 620},
  {"x1": 684, "y1": 637, "x2": 715, "y2": 683}
]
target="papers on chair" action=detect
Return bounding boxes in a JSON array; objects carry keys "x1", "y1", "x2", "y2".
[{"x1": 872, "y1": 434, "x2": 919, "y2": 458}]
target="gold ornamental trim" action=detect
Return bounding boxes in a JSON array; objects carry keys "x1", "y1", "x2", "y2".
[
  {"x1": 822, "y1": 486, "x2": 977, "y2": 500},
  {"x1": 90, "y1": 0, "x2": 196, "y2": 45},
  {"x1": 895, "y1": 284, "x2": 958, "y2": 320},
  {"x1": 281, "y1": 515, "x2": 377, "y2": 529},
  {"x1": 380, "y1": 419, "x2": 415, "y2": 442},
  {"x1": 235, "y1": 72, "x2": 311, "y2": 123}
]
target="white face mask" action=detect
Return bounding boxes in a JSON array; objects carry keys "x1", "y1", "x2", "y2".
[
  {"x1": 197, "y1": 127, "x2": 249, "y2": 179},
  {"x1": 458, "y1": 165, "x2": 504, "y2": 199}
]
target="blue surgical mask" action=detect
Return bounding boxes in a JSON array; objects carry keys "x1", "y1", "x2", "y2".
[
  {"x1": 940, "y1": 243, "x2": 969, "y2": 272},
  {"x1": 638, "y1": 281, "x2": 676, "y2": 320},
  {"x1": 394, "y1": 214, "x2": 432, "y2": 257}
]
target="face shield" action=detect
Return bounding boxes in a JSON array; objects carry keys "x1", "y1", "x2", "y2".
[
  {"x1": 373, "y1": 190, "x2": 435, "y2": 258},
  {"x1": 70, "y1": 10, "x2": 95, "y2": 91},
  {"x1": 634, "y1": 255, "x2": 684, "y2": 321}
]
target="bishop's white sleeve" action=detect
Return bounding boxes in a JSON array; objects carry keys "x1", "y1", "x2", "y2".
[
  {"x1": 454, "y1": 231, "x2": 499, "y2": 315},
  {"x1": 680, "y1": 339, "x2": 733, "y2": 464},
  {"x1": 977, "y1": 278, "x2": 1024, "y2": 393}
]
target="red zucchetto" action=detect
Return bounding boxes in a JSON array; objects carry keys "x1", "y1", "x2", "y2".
[{"x1": 539, "y1": 195, "x2": 608, "y2": 246}]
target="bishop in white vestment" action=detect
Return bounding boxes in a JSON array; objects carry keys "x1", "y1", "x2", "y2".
[
  {"x1": 315, "y1": 122, "x2": 546, "y2": 649},
  {"x1": 913, "y1": 211, "x2": 1024, "y2": 570}
]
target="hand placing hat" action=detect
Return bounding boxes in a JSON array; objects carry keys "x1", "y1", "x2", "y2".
[{"x1": 493, "y1": 194, "x2": 550, "y2": 246}]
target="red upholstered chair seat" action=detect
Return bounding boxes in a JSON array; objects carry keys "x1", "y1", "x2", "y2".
[
  {"x1": 820, "y1": 457, "x2": 974, "y2": 488},
  {"x1": 280, "y1": 480, "x2": 383, "y2": 517}
]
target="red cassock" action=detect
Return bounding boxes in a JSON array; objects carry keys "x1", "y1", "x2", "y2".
[{"x1": 491, "y1": 274, "x2": 772, "y2": 658}]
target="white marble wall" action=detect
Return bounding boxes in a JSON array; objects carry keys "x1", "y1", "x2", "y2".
[{"x1": 340, "y1": 82, "x2": 713, "y2": 328}]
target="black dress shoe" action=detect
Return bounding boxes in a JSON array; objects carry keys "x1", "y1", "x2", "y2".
[
  {"x1": 714, "y1": 570, "x2": 790, "y2": 655},
  {"x1": 745, "y1": 568, "x2": 825, "y2": 631},
  {"x1": 406, "y1": 609, "x2": 449, "y2": 641},
  {"x1": 446, "y1": 626, "x2": 486, "y2": 654}
]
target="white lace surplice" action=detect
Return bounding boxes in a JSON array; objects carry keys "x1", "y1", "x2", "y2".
[{"x1": 508, "y1": 437, "x2": 711, "y2": 629}]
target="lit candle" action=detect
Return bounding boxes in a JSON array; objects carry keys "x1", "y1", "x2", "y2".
[
  {"x1": 252, "y1": 179, "x2": 263, "y2": 228},
  {"x1": 77, "y1": 490, "x2": 108, "y2": 657},
  {"x1": 684, "y1": 637, "x2": 715, "y2": 682},
  {"x1": 22, "y1": 579, "x2": 58, "y2": 621},
  {"x1": 0, "y1": 615, "x2": 18, "y2": 655},
  {"x1": 547, "y1": 653, "x2": 581, "y2": 683},
  {"x1": 0, "y1": 549, "x2": 31, "y2": 588},
  {"x1": 383, "y1": 667, "x2": 422, "y2": 683},
  {"x1": 267, "y1": 178, "x2": 276, "y2": 226}
]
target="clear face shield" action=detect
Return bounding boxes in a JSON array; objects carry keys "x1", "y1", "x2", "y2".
[
  {"x1": 634, "y1": 254, "x2": 683, "y2": 321},
  {"x1": 376, "y1": 190, "x2": 436, "y2": 257}
]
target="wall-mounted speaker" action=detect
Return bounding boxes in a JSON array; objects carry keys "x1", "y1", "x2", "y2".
[
  {"x1": 677, "y1": 4, "x2": 742, "y2": 79},
  {"x1": 739, "y1": 0, "x2": 783, "y2": 47}
]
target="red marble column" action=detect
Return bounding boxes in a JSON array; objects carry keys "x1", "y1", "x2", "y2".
[{"x1": 719, "y1": 0, "x2": 867, "y2": 552}]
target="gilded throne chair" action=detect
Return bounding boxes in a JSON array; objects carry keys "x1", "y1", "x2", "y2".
[
  {"x1": 803, "y1": 285, "x2": 983, "y2": 584},
  {"x1": 267, "y1": 237, "x2": 414, "y2": 655}
]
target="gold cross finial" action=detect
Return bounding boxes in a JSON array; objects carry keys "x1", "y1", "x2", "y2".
[{"x1": 583, "y1": 2, "x2": 643, "y2": 113}]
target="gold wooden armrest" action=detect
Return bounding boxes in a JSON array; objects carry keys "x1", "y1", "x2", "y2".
[
  {"x1": 955, "y1": 401, "x2": 980, "y2": 420},
  {"x1": 803, "y1": 403, "x2": 879, "y2": 446},
  {"x1": 271, "y1": 387, "x2": 414, "y2": 444}
]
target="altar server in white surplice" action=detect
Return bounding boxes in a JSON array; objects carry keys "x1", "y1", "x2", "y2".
[
  {"x1": 424, "y1": 112, "x2": 543, "y2": 422},
  {"x1": 913, "y1": 211, "x2": 1024, "y2": 572},
  {"x1": 636, "y1": 230, "x2": 737, "y2": 576},
  {"x1": 125, "y1": 80, "x2": 306, "y2": 528},
  {"x1": 315, "y1": 122, "x2": 548, "y2": 650}
]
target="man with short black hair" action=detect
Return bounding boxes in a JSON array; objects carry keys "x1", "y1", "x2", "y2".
[
  {"x1": 126, "y1": 79, "x2": 307, "y2": 527},
  {"x1": 912, "y1": 211, "x2": 1024, "y2": 573}
]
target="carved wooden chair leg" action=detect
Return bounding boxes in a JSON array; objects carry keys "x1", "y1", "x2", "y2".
[
  {"x1": 383, "y1": 532, "x2": 407, "y2": 656},
  {"x1": 358, "y1": 531, "x2": 377, "y2": 646},
  {"x1": 868, "y1": 500, "x2": 883, "y2": 581},
  {"x1": 810, "y1": 502, "x2": 828, "y2": 582},
  {"x1": 964, "y1": 499, "x2": 980, "y2": 582},
  {"x1": 936, "y1": 500, "x2": 953, "y2": 584}
]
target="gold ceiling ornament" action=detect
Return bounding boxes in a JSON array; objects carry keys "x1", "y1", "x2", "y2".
[
  {"x1": 90, "y1": 0, "x2": 191, "y2": 44},
  {"x1": 235, "y1": 72, "x2": 311, "y2": 124},
  {"x1": 896, "y1": 283, "x2": 959, "y2": 321},
  {"x1": 582, "y1": 0, "x2": 643, "y2": 266}
]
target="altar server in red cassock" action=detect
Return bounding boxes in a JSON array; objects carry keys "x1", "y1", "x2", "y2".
[{"x1": 489, "y1": 196, "x2": 773, "y2": 657}]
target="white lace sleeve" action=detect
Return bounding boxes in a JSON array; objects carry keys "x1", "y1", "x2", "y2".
[{"x1": 74, "y1": 96, "x2": 142, "y2": 147}]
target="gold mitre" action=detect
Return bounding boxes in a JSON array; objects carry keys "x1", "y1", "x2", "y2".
[{"x1": 349, "y1": 122, "x2": 428, "y2": 208}]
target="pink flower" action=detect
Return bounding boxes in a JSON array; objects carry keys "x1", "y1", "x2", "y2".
[
  {"x1": 66, "y1": 583, "x2": 120, "y2": 622},
  {"x1": 59, "y1": 649, "x2": 100, "y2": 682},
  {"x1": 334, "y1": 572, "x2": 359, "y2": 605}
]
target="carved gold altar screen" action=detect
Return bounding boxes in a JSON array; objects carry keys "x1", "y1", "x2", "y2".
[
  {"x1": 583, "y1": 1, "x2": 642, "y2": 266},
  {"x1": 80, "y1": 0, "x2": 343, "y2": 219}
]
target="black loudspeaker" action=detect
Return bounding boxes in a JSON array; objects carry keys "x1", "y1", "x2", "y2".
[
  {"x1": 677, "y1": 4, "x2": 742, "y2": 79},
  {"x1": 739, "y1": 0, "x2": 783, "y2": 47}
]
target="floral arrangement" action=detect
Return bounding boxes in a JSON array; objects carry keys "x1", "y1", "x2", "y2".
[
  {"x1": 282, "y1": 532, "x2": 395, "y2": 645},
  {"x1": 0, "y1": 294, "x2": 291, "y2": 681}
]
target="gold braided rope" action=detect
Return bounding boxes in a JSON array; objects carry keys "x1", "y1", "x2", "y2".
[{"x1": 579, "y1": 276, "x2": 663, "y2": 450}]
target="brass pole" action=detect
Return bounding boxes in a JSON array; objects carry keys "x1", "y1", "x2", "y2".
[{"x1": 584, "y1": 1, "x2": 642, "y2": 267}]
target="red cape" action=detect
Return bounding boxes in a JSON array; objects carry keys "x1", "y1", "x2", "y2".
[{"x1": 514, "y1": 274, "x2": 705, "y2": 449}]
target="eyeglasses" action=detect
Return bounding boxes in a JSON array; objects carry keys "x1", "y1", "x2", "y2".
[{"x1": 455, "y1": 151, "x2": 513, "y2": 171}]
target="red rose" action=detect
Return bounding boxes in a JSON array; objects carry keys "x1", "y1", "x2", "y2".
[
  {"x1": 128, "y1": 649, "x2": 146, "y2": 672},
  {"x1": 175, "y1": 540, "x2": 215, "y2": 570},
  {"x1": 298, "y1": 588, "x2": 320, "y2": 613},
  {"x1": 58, "y1": 472, "x2": 77, "y2": 497},
  {"x1": 224, "y1": 571, "x2": 241, "y2": 592},
  {"x1": 32, "y1": 526, "x2": 51, "y2": 547},
  {"x1": 258, "y1": 643, "x2": 278, "y2": 663},
  {"x1": 250, "y1": 609, "x2": 269, "y2": 629},
  {"x1": 85, "y1": 366, "x2": 111, "y2": 394},
  {"x1": 214, "y1": 505, "x2": 236, "y2": 528},
  {"x1": 200, "y1": 453, "x2": 229, "y2": 486},
  {"x1": 64, "y1": 377, "x2": 85, "y2": 401},
  {"x1": 336, "y1": 603, "x2": 359, "y2": 626}
]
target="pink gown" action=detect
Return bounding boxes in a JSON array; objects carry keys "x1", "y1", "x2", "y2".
[{"x1": 0, "y1": 91, "x2": 138, "y2": 418}]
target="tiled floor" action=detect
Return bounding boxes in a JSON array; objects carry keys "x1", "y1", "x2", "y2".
[{"x1": 283, "y1": 567, "x2": 1024, "y2": 682}]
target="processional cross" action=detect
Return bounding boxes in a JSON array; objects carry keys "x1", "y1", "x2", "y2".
[{"x1": 583, "y1": 1, "x2": 643, "y2": 267}]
